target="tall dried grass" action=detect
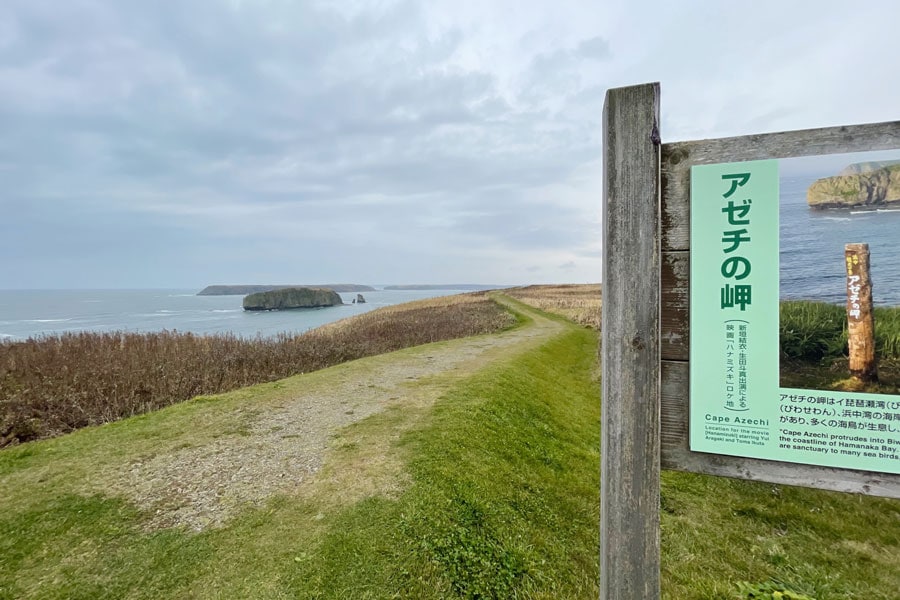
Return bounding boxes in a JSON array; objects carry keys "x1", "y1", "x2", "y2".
[
  {"x1": 0, "y1": 294, "x2": 516, "y2": 447},
  {"x1": 505, "y1": 284, "x2": 601, "y2": 329}
]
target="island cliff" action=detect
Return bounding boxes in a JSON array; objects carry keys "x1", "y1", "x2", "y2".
[
  {"x1": 243, "y1": 287, "x2": 343, "y2": 311},
  {"x1": 807, "y1": 162, "x2": 900, "y2": 209}
]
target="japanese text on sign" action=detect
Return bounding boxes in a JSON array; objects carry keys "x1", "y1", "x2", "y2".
[
  {"x1": 724, "y1": 321, "x2": 750, "y2": 411},
  {"x1": 720, "y1": 173, "x2": 753, "y2": 310},
  {"x1": 846, "y1": 253, "x2": 861, "y2": 319}
]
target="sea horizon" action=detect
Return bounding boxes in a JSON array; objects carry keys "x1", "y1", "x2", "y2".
[
  {"x1": 0, "y1": 283, "x2": 514, "y2": 292},
  {"x1": 780, "y1": 170, "x2": 900, "y2": 306},
  {"x1": 0, "y1": 286, "x2": 507, "y2": 341}
]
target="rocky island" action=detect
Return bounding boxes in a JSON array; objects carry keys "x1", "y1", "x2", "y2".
[
  {"x1": 242, "y1": 287, "x2": 343, "y2": 311},
  {"x1": 807, "y1": 161, "x2": 900, "y2": 209}
]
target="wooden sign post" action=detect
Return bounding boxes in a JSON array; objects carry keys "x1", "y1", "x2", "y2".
[
  {"x1": 600, "y1": 82, "x2": 661, "y2": 600},
  {"x1": 845, "y1": 243, "x2": 878, "y2": 383},
  {"x1": 601, "y1": 82, "x2": 900, "y2": 600}
]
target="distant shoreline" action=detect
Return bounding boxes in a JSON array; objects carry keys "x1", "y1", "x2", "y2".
[
  {"x1": 382, "y1": 284, "x2": 508, "y2": 291},
  {"x1": 809, "y1": 202, "x2": 900, "y2": 213},
  {"x1": 198, "y1": 284, "x2": 509, "y2": 295},
  {"x1": 198, "y1": 284, "x2": 375, "y2": 296}
]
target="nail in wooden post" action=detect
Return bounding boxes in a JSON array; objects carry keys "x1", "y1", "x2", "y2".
[
  {"x1": 844, "y1": 243, "x2": 878, "y2": 383},
  {"x1": 601, "y1": 82, "x2": 661, "y2": 599}
]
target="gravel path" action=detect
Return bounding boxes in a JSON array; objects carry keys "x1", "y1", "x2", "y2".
[{"x1": 111, "y1": 297, "x2": 565, "y2": 530}]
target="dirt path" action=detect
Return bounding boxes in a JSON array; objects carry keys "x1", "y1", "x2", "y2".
[{"x1": 110, "y1": 295, "x2": 567, "y2": 530}]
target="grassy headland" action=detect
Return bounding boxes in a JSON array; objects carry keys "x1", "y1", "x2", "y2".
[
  {"x1": 0, "y1": 293, "x2": 517, "y2": 447},
  {"x1": 0, "y1": 296, "x2": 602, "y2": 599},
  {"x1": 0, "y1": 289, "x2": 897, "y2": 598}
]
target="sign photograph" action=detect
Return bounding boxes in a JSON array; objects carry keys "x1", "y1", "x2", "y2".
[{"x1": 689, "y1": 151, "x2": 900, "y2": 475}]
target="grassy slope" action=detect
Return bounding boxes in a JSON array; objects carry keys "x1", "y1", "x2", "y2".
[
  {"x1": 661, "y1": 470, "x2": 899, "y2": 598},
  {"x1": 0, "y1": 301, "x2": 600, "y2": 599},
  {"x1": 1, "y1": 297, "x2": 898, "y2": 599},
  {"x1": 282, "y1": 322, "x2": 601, "y2": 599}
]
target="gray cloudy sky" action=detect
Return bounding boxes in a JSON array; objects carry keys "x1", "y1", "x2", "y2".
[{"x1": 2, "y1": 0, "x2": 899, "y2": 289}]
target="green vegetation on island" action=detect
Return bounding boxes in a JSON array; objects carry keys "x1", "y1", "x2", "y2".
[
  {"x1": 807, "y1": 162, "x2": 900, "y2": 209},
  {"x1": 198, "y1": 284, "x2": 375, "y2": 296},
  {"x1": 242, "y1": 287, "x2": 343, "y2": 311}
]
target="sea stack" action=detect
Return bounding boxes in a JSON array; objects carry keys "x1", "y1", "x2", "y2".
[{"x1": 356, "y1": 293, "x2": 367, "y2": 304}]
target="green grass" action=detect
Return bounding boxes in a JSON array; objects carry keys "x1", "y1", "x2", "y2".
[
  {"x1": 660, "y1": 471, "x2": 900, "y2": 599},
  {"x1": 780, "y1": 301, "x2": 900, "y2": 393},
  {"x1": 0, "y1": 306, "x2": 600, "y2": 599},
  {"x1": 780, "y1": 300, "x2": 900, "y2": 360},
  {"x1": 279, "y1": 326, "x2": 601, "y2": 599}
]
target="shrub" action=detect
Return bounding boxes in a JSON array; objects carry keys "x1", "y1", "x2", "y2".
[{"x1": 0, "y1": 294, "x2": 516, "y2": 447}]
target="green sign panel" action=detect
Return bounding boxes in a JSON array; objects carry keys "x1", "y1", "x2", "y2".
[{"x1": 690, "y1": 159, "x2": 900, "y2": 475}]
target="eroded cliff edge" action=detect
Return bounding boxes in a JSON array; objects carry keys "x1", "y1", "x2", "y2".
[{"x1": 807, "y1": 162, "x2": 900, "y2": 209}]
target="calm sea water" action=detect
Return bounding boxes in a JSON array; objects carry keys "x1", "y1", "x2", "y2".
[
  {"x1": 780, "y1": 173, "x2": 900, "y2": 305},
  {"x1": 0, "y1": 288, "x2": 476, "y2": 341}
]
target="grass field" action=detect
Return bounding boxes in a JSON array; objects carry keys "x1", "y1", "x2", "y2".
[
  {"x1": 0, "y1": 298, "x2": 601, "y2": 599},
  {"x1": 780, "y1": 300, "x2": 900, "y2": 361},
  {"x1": 505, "y1": 284, "x2": 601, "y2": 329},
  {"x1": 0, "y1": 292, "x2": 898, "y2": 599}
]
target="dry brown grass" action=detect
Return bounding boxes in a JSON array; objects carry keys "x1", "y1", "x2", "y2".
[
  {"x1": 504, "y1": 284, "x2": 601, "y2": 329},
  {"x1": 0, "y1": 293, "x2": 516, "y2": 447}
]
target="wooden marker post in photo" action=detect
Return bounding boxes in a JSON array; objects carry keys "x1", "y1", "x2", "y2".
[{"x1": 845, "y1": 243, "x2": 878, "y2": 383}]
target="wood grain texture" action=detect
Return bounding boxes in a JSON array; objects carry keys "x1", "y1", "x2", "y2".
[
  {"x1": 661, "y1": 251, "x2": 688, "y2": 361},
  {"x1": 845, "y1": 244, "x2": 877, "y2": 382},
  {"x1": 661, "y1": 120, "x2": 900, "y2": 251},
  {"x1": 661, "y1": 360, "x2": 900, "y2": 498},
  {"x1": 601, "y1": 82, "x2": 661, "y2": 600}
]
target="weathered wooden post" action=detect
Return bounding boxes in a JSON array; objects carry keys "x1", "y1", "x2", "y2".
[
  {"x1": 601, "y1": 82, "x2": 661, "y2": 599},
  {"x1": 844, "y1": 243, "x2": 878, "y2": 383}
]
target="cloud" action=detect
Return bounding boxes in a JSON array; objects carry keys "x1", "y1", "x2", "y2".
[
  {"x1": 3, "y1": 0, "x2": 898, "y2": 288},
  {"x1": 576, "y1": 36, "x2": 611, "y2": 60},
  {"x1": 0, "y1": 0, "x2": 616, "y2": 288}
]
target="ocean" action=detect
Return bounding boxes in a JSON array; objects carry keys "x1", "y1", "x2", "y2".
[
  {"x1": 0, "y1": 288, "x2": 478, "y2": 341},
  {"x1": 3, "y1": 171, "x2": 897, "y2": 342},
  {"x1": 780, "y1": 172, "x2": 900, "y2": 306}
]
